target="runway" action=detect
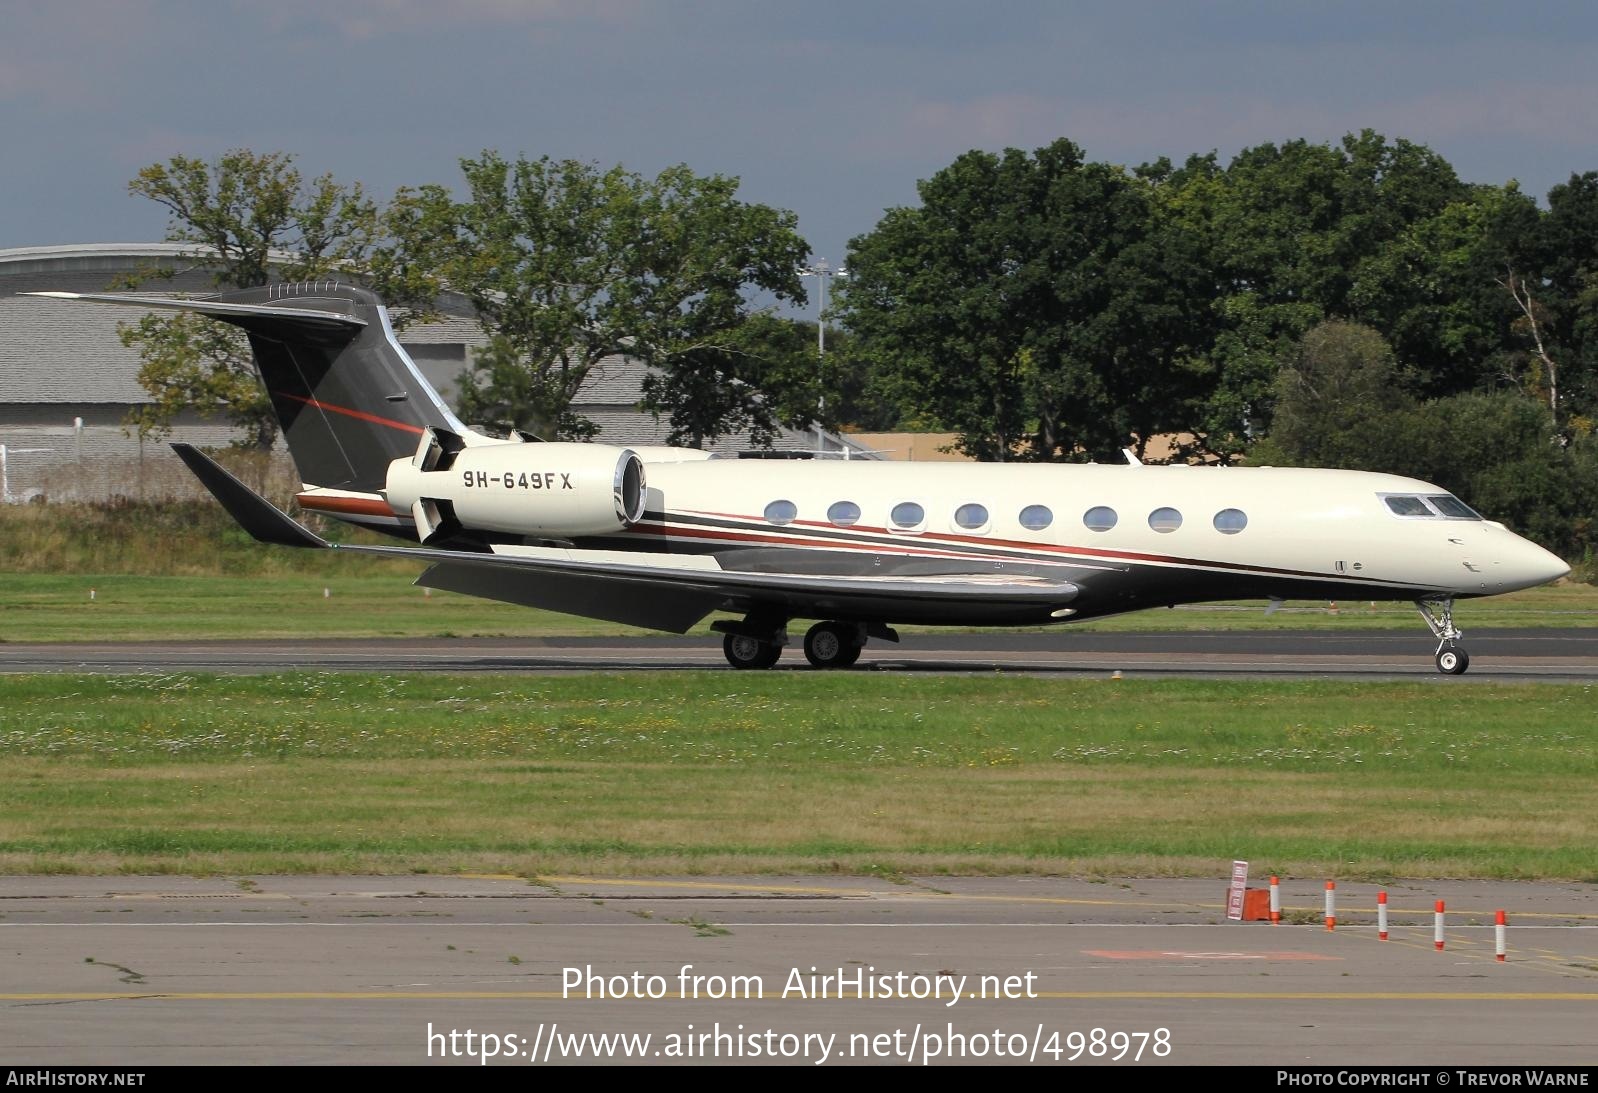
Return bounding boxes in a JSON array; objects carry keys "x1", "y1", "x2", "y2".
[
  {"x1": 2, "y1": 874, "x2": 1595, "y2": 1066},
  {"x1": 4, "y1": 628, "x2": 1598, "y2": 681}
]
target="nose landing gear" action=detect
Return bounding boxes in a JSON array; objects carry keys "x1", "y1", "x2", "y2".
[{"x1": 1417, "y1": 598, "x2": 1469, "y2": 675}]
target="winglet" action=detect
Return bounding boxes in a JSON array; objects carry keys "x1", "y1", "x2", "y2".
[{"x1": 171, "y1": 443, "x2": 330, "y2": 549}]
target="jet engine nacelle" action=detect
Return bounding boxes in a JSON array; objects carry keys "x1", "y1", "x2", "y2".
[{"x1": 386, "y1": 430, "x2": 646, "y2": 542}]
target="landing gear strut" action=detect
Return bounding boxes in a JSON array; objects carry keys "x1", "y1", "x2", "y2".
[
  {"x1": 1416, "y1": 597, "x2": 1469, "y2": 675},
  {"x1": 803, "y1": 621, "x2": 866, "y2": 669}
]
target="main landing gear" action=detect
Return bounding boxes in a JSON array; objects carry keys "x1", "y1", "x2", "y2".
[
  {"x1": 713, "y1": 615, "x2": 788, "y2": 670},
  {"x1": 713, "y1": 617, "x2": 891, "y2": 670},
  {"x1": 1416, "y1": 597, "x2": 1469, "y2": 675},
  {"x1": 721, "y1": 632, "x2": 782, "y2": 670},
  {"x1": 802, "y1": 621, "x2": 866, "y2": 669}
]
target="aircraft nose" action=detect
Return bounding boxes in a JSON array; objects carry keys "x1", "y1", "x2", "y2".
[{"x1": 1500, "y1": 537, "x2": 1570, "y2": 592}]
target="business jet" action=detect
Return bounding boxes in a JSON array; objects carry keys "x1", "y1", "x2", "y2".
[{"x1": 30, "y1": 282, "x2": 1570, "y2": 674}]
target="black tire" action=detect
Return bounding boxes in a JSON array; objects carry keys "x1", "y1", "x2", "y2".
[
  {"x1": 723, "y1": 633, "x2": 781, "y2": 670},
  {"x1": 804, "y1": 621, "x2": 862, "y2": 669},
  {"x1": 1435, "y1": 647, "x2": 1469, "y2": 675}
]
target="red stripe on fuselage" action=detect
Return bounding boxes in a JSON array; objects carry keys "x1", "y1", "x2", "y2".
[
  {"x1": 274, "y1": 392, "x2": 425, "y2": 435},
  {"x1": 296, "y1": 493, "x2": 396, "y2": 518},
  {"x1": 650, "y1": 511, "x2": 1410, "y2": 587},
  {"x1": 625, "y1": 521, "x2": 1076, "y2": 566}
]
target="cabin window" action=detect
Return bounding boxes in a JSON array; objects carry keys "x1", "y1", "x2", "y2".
[
  {"x1": 1383, "y1": 495, "x2": 1434, "y2": 517},
  {"x1": 1148, "y1": 507, "x2": 1183, "y2": 533},
  {"x1": 1427, "y1": 494, "x2": 1483, "y2": 520},
  {"x1": 1213, "y1": 508, "x2": 1248, "y2": 534},
  {"x1": 827, "y1": 500, "x2": 861, "y2": 527},
  {"x1": 890, "y1": 501, "x2": 926, "y2": 529},
  {"x1": 954, "y1": 503, "x2": 989, "y2": 530},
  {"x1": 763, "y1": 499, "x2": 798, "y2": 525},
  {"x1": 1018, "y1": 504, "x2": 1053, "y2": 531},
  {"x1": 1083, "y1": 505, "x2": 1118, "y2": 532}
]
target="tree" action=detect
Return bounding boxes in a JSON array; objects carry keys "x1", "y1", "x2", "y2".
[
  {"x1": 638, "y1": 314, "x2": 825, "y2": 450},
  {"x1": 1531, "y1": 171, "x2": 1598, "y2": 429},
  {"x1": 452, "y1": 335, "x2": 600, "y2": 441},
  {"x1": 121, "y1": 150, "x2": 380, "y2": 448},
  {"x1": 1342, "y1": 181, "x2": 1534, "y2": 402},
  {"x1": 1167, "y1": 131, "x2": 1471, "y2": 453},
  {"x1": 378, "y1": 152, "x2": 811, "y2": 443},
  {"x1": 1248, "y1": 321, "x2": 1415, "y2": 471},
  {"x1": 840, "y1": 139, "x2": 1209, "y2": 462}
]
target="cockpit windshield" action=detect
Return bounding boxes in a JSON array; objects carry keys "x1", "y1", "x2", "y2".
[
  {"x1": 1426, "y1": 494, "x2": 1482, "y2": 519},
  {"x1": 1384, "y1": 495, "x2": 1432, "y2": 516},
  {"x1": 1381, "y1": 493, "x2": 1483, "y2": 520}
]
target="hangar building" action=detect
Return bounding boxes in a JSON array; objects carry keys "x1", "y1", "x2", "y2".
[{"x1": 0, "y1": 243, "x2": 864, "y2": 501}]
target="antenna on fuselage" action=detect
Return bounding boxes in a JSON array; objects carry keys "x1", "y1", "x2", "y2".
[{"x1": 1121, "y1": 448, "x2": 1142, "y2": 466}]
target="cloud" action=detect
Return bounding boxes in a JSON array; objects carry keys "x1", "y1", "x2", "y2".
[
  {"x1": 253, "y1": 0, "x2": 643, "y2": 40},
  {"x1": 0, "y1": 3, "x2": 161, "y2": 106},
  {"x1": 1378, "y1": 82, "x2": 1598, "y2": 145},
  {"x1": 851, "y1": 80, "x2": 1598, "y2": 173}
]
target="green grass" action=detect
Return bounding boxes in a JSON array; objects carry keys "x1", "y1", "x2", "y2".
[
  {"x1": 1, "y1": 572, "x2": 1594, "y2": 644},
  {"x1": 2, "y1": 672, "x2": 1595, "y2": 879},
  {"x1": 0, "y1": 573, "x2": 650, "y2": 642}
]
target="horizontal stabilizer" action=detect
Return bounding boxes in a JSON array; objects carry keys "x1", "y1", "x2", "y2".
[
  {"x1": 171, "y1": 444, "x2": 329, "y2": 549},
  {"x1": 23, "y1": 290, "x2": 366, "y2": 341}
]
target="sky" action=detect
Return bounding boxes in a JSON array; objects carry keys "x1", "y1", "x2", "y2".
[{"x1": 4, "y1": 0, "x2": 1598, "y2": 295}]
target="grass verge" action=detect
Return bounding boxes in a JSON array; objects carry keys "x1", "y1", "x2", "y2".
[
  {"x1": 2, "y1": 672, "x2": 1594, "y2": 879},
  {"x1": 2, "y1": 573, "x2": 1594, "y2": 644}
]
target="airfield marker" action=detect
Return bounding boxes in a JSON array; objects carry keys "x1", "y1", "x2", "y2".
[
  {"x1": 1269, "y1": 876, "x2": 1280, "y2": 925},
  {"x1": 323, "y1": 587, "x2": 330, "y2": 599},
  {"x1": 1325, "y1": 881, "x2": 1336, "y2": 930},
  {"x1": 1377, "y1": 890, "x2": 1388, "y2": 940},
  {"x1": 1434, "y1": 900, "x2": 1446, "y2": 950},
  {"x1": 1495, "y1": 910, "x2": 1507, "y2": 961}
]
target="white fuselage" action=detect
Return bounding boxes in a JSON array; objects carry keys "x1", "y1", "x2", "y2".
[
  {"x1": 617, "y1": 458, "x2": 1567, "y2": 607},
  {"x1": 360, "y1": 436, "x2": 1569, "y2": 628}
]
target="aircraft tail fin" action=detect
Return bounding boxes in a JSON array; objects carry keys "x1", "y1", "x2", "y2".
[{"x1": 26, "y1": 284, "x2": 470, "y2": 494}]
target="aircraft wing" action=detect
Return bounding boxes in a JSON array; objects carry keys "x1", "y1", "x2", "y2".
[{"x1": 173, "y1": 444, "x2": 1080, "y2": 633}]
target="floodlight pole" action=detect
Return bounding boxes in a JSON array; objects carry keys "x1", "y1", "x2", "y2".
[{"x1": 799, "y1": 259, "x2": 845, "y2": 454}]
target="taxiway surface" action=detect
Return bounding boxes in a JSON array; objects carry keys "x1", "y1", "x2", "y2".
[
  {"x1": 2, "y1": 874, "x2": 1595, "y2": 1066},
  {"x1": 3, "y1": 628, "x2": 1598, "y2": 681}
]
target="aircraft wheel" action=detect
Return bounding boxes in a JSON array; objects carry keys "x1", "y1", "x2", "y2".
[
  {"x1": 723, "y1": 633, "x2": 781, "y2": 670},
  {"x1": 804, "y1": 622, "x2": 863, "y2": 669},
  {"x1": 1435, "y1": 646, "x2": 1470, "y2": 675}
]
